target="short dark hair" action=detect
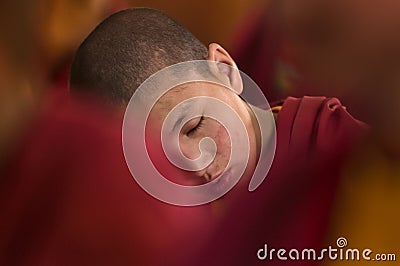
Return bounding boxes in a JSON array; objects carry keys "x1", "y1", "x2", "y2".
[{"x1": 69, "y1": 8, "x2": 208, "y2": 106}]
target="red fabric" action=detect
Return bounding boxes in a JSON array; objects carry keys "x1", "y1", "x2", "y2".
[
  {"x1": 0, "y1": 92, "x2": 366, "y2": 265},
  {"x1": 0, "y1": 91, "x2": 213, "y2": 265},
  {"x1": 181, "y1": 96, "x2": 367, "y2": 266},
  {"x1": 233, "y1": 7, "x2": 282, "y2": 101}
]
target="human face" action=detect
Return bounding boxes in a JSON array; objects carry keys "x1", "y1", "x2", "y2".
[{"x1": 145, "y1": 81, "x2": 259, "y2": 187}]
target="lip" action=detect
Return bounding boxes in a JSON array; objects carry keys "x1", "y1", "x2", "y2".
[
  {"x1": 203, "y1": 169, "x2": 231, "y2": 184},
  {"x1": 203, "y1": 172, "x2": 211, "y2": 182},
  {"x1": 205, "y1": 169, "x2": 234, "y2": 196},
  {"x1": 202, "y1": 170, "x2": 222, "y2": 182},
  {"x1": 210, "y1": 171, "x2": 223, "y2": 181},
  {"x1": 213, "y1": 168, "x2": 233, "y2": 184}
]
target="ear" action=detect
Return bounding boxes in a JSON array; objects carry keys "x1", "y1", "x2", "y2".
[{"x1": 207, "y1": 43, "x2": 243, "y2": 94}]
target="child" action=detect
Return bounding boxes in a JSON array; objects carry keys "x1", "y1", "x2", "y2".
[{"x1": 70, "y1": 8, "x2": 367, "y2": 265}]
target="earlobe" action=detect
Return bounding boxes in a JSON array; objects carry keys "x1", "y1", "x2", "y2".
[{"x1": 207, "y1": 43, "x2": 243, "y2": 94}]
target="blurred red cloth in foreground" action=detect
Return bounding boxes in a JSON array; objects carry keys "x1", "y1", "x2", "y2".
[{"x1": 0, "y1": 90, "x2": 213, "y2": 265}]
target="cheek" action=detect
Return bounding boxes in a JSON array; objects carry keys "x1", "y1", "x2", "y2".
[
  {"x1": 178, "y1": 136, "x2": 201, "y2": 160},
  {"x1": 214, "y1": 123, "x2": 231, "y2": 160},
  {"x1": 178, "y1": 122, "x2": 231, "y2": 161}
]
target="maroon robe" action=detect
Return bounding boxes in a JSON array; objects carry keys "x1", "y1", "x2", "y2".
[
  {"x1": 176, "y1": 96, "x2": 367, "y2": 266},
  {"x1": 0, "y1": 90, "x2": 213, "y2": 265},
  {"x1": 0, "y1": 92, "x2": 366, "y2": 265}
]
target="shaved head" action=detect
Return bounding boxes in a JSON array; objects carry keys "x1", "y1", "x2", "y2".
[{"x1": 70, "y1": 8, "x2": 208, "y2": 106}]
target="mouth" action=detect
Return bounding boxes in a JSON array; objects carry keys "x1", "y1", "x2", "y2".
[
  {"x1": 203, "y1": 170, "x2": 223, "y2": 182},
  {"x1": 211, "y1": 171, "x2": 224, "y2": 181},
  {"x1": 200, "y1": 168, "x2": 236, "y2": 196},
  {"x1": 212, "y1": 169, "x2": 233, "y2": 185},
  {"x1": 204, "y1": 169, "x2": 234, "y2": 196}
]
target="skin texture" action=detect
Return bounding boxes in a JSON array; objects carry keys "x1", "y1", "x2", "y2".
[
  {"x1": 144, "y1": 43, "x2": 264, "y2": 188},
  {"x1": 146, "y1": 81, "x2": 260, "y2": 186}
]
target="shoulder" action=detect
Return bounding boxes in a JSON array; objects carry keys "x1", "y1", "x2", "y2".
[{"x1": 275, "y1": 96, "x2": 368, "y2": 158}]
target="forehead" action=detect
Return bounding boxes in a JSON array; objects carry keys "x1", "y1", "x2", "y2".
[{"x1": 156, "y1": 81, "x2": 228, "y2": 112}]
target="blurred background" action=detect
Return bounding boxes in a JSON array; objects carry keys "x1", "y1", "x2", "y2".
[
  {"x1": 4, "y1": 0, "x2": 397, "y2": 157},
  {"x1": 4, "y1": 0, "x2": 400, "y2": 122},
  {"x1": 1, "y1": 0, "x2": 399, "y2": 264}
]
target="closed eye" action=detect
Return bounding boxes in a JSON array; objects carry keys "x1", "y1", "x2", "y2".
[{"x1": 186, "y1": 116, "x2": 204, "y2": 136}]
